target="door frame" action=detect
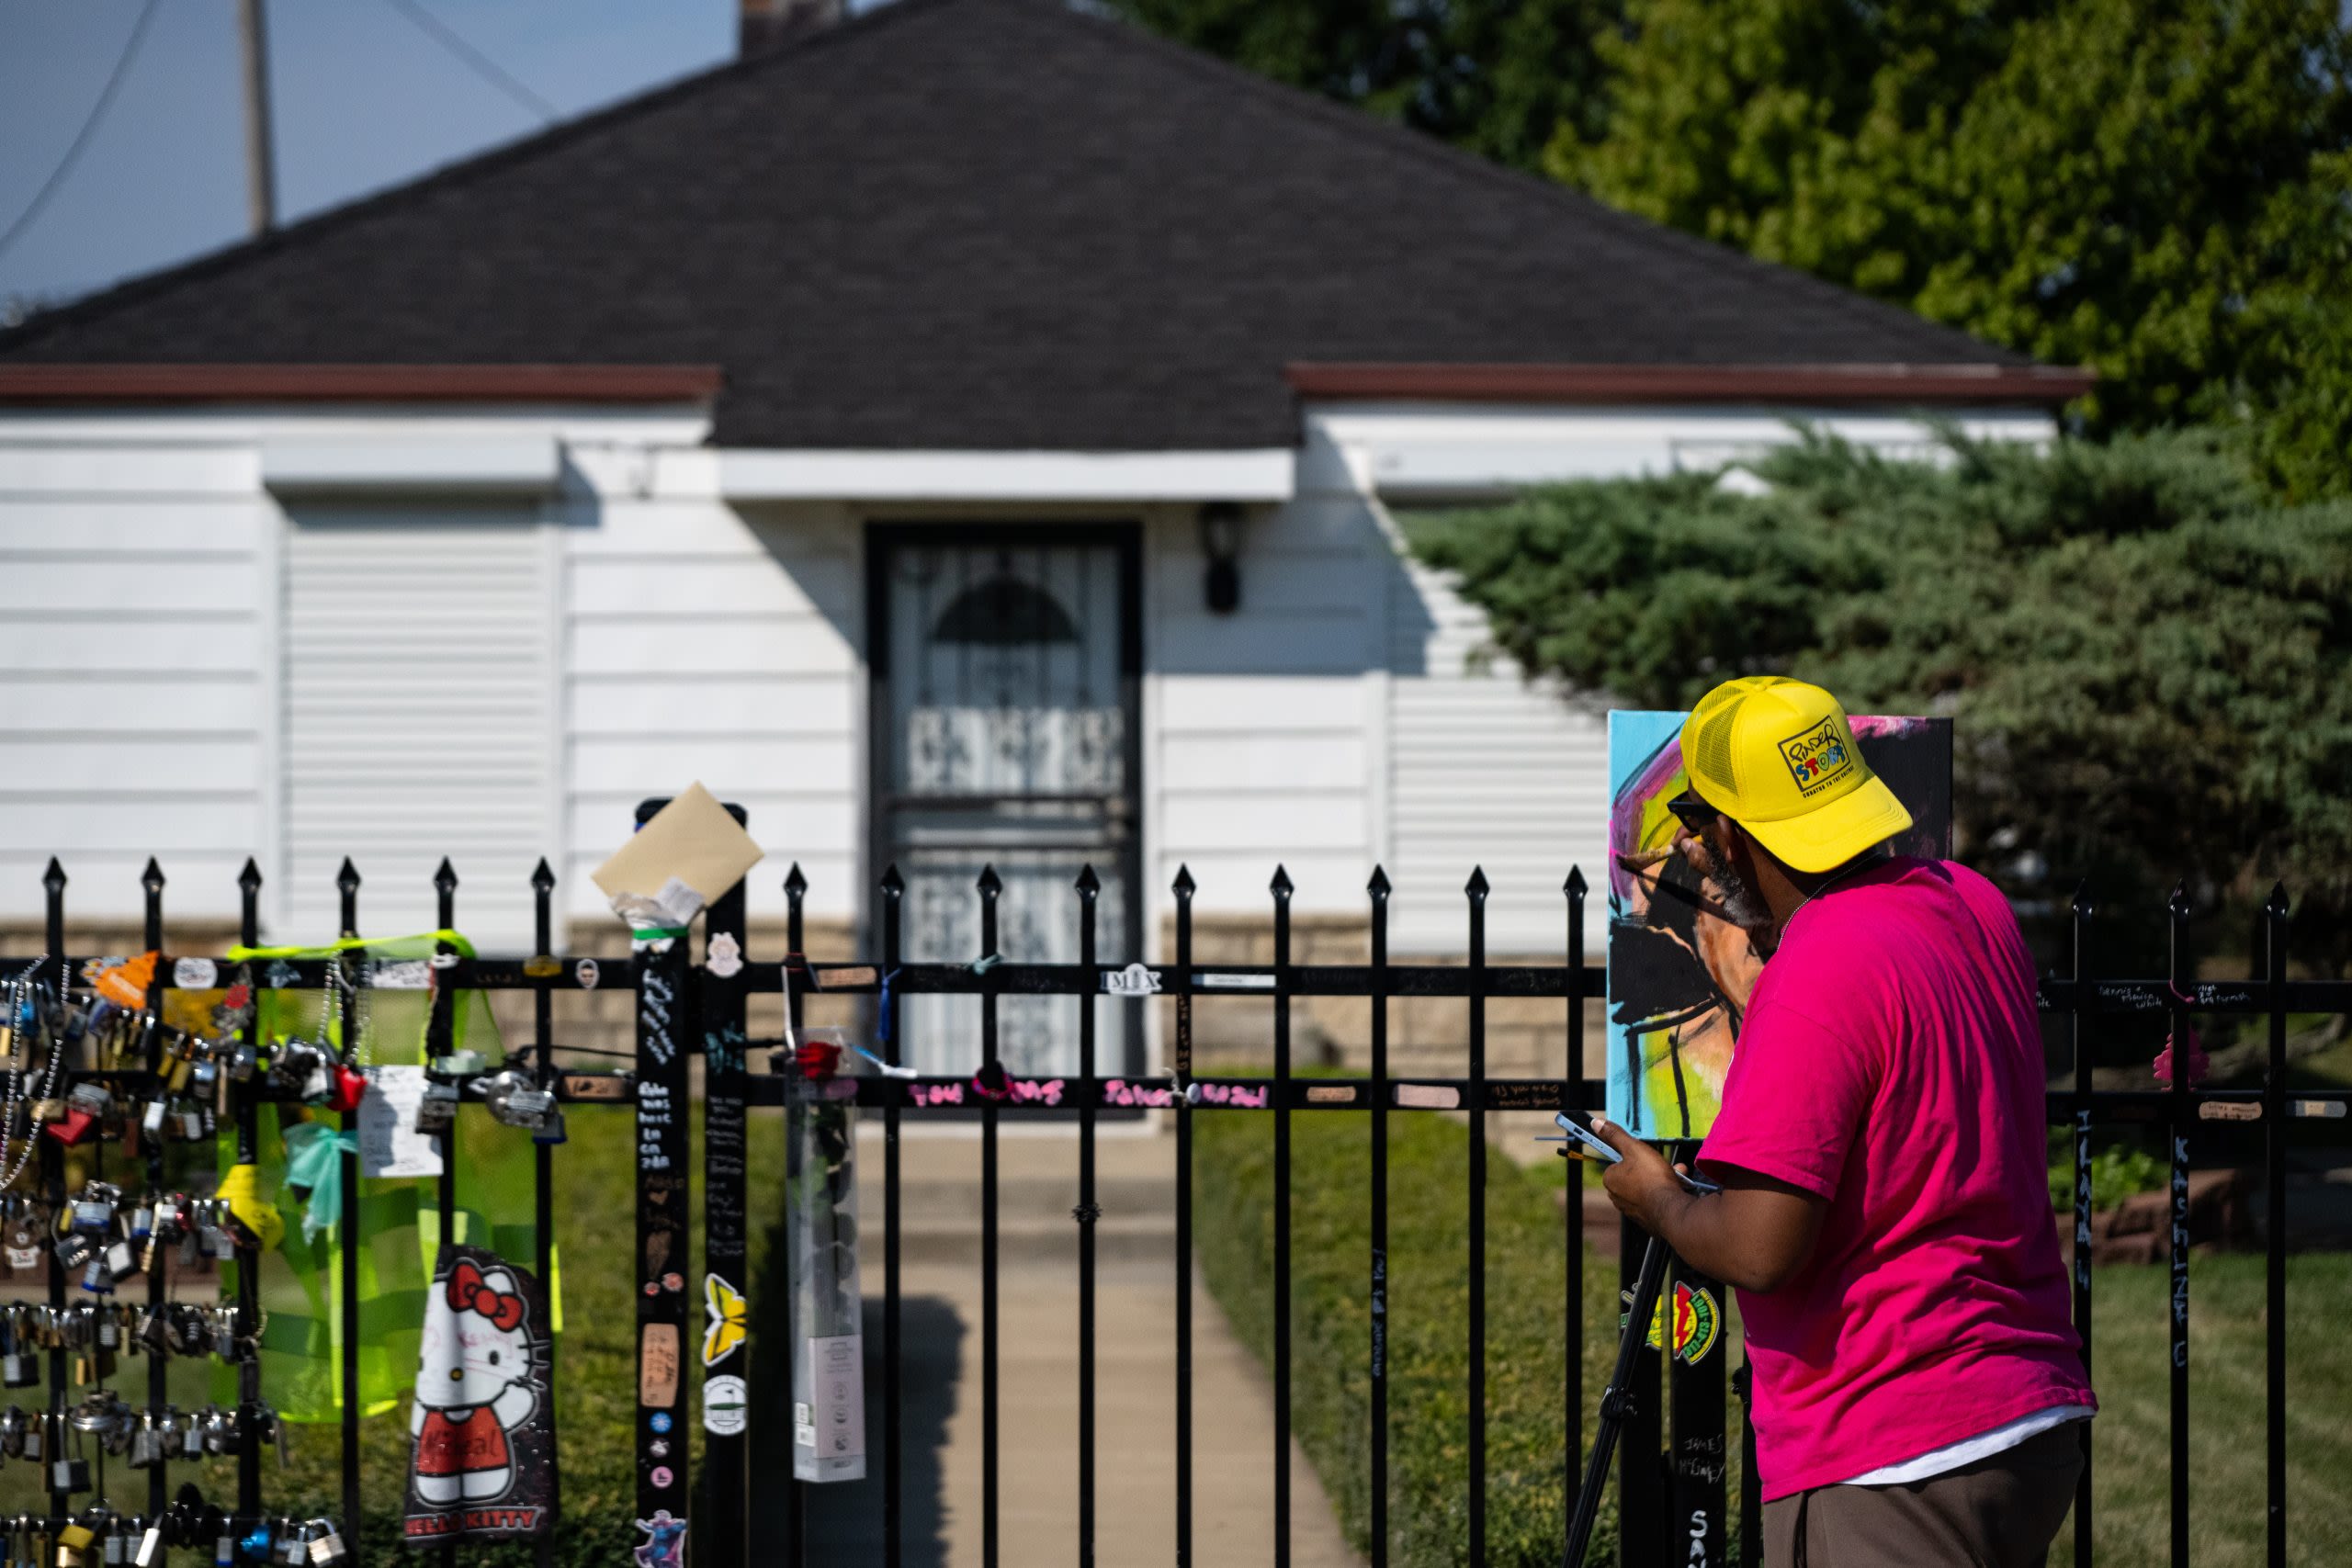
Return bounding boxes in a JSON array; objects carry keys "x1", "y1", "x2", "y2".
[{"x1": 863, "y1": 521, "x2": 1146, "y2": 1071}]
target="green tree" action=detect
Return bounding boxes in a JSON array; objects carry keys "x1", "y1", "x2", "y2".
[
  {"x1": 1549, "y1": 0, "x2": 2352, "y2": 491},
  {"x1": 1107, "y1": 0, "x2": 1619, "y2": 170},
  {"x1": 1406, "y1": 430, "x2": 2352, "y2": 959}
]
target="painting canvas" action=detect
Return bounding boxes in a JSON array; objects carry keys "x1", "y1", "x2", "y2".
[{"x1": 1603, "y1": 710, "x2": 1952, "y2": 1143}]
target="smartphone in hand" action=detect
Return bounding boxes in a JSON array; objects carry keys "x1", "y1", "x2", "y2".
[{"x1": 1542, "y1": 1112, "x2": 1722, "y2": 1195}]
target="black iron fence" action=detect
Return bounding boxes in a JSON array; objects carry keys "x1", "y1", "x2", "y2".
[{"x1": 0, "y1": 845, "x2": 2345, "y2": 1568}]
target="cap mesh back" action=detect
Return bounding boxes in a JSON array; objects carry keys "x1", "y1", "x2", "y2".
[{"x1": 1692, "y1": 704, "x2": 1742, "y2": 795}]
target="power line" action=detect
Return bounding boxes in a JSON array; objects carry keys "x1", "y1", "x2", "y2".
[
  {"x1": 0, "y1": 0, "x2": 166, "y2": 267},
  {"x1": 377, "y1": 0, "x2": 561, "y2": 126}
]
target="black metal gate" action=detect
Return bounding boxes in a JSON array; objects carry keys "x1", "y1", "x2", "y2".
[{"x1": 1, "y1": 843, "x2": 2346, "y2": 1567}]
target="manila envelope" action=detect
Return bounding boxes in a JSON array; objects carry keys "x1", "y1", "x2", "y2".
[{"x1": 592, "y1": 782, "x2": 764, "y2": 917}]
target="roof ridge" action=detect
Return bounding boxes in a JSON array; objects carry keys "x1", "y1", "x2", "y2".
[
  {"x1": 1008, "y1": 0, "x2": 2020, "y2": 363},
  {"x1": 0, "y1": 0, "x2": 970, "y2": 357}
]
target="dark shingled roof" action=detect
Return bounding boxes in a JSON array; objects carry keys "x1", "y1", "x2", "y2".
[{"x1": 0, "y1": 0, "x2": 2032, "y2": 450}]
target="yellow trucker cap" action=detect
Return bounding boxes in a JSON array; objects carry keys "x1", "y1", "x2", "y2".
[{"x1": 1678, "y1": 677, "x2": 1913, "y2": 874}]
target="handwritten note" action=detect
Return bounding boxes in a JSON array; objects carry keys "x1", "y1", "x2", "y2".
[
  {"x1": 638, "y1": 1081, "x2": 675, "y2": 1171},
  {"x1": 356, "y1": 1066, "x2": 444, "y2": 1179}
]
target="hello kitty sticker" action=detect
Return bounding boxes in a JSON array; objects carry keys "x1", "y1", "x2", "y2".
[{"x1": 402, "y1": 1245, "x2": 557, "y2": 1544}]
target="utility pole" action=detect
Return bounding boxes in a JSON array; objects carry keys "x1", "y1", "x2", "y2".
[{"x1": 237, "y1": 0, "x2": 276, "y2": 235}]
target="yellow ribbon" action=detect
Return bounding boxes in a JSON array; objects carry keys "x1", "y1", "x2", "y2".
[{"x1": 217, "y1": 1161, "x2": 286, "y2": 1252}]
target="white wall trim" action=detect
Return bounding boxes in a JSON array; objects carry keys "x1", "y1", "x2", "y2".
[
  {"x1": 261, "y1": 436, "x2": 562, "y2": 497},
  {"x1": 1309, "y1": 402, "x2": 2056, "y2": 499},
  {"x1": 713, "y1": 448, "x2": 1296, "y2": 503}
]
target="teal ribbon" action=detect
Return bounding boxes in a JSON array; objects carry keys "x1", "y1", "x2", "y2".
[{"x1": 282, "y1": 1123, "x2": 360, "y2": 1244}]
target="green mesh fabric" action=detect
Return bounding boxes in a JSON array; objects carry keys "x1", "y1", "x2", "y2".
[{"x1": 217, "y1": 931, "x2": 557, "y2": 1422}]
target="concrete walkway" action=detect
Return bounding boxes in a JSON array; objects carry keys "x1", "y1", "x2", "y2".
[{"x1": 797, "y1": 1124, "x2": 1362, "y2": 1568}]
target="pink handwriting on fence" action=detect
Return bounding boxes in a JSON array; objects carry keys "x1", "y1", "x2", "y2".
[
  {"x1": 1102, "y1": 1079, "x2": 1175, "y2": 1109},
  {"x1": 1006, "y1": 1078, "x2": 1066, "y2": 1106},
  {"x1": 1194, "y1": 1082, "x2": 1270, "y2": 1109},
  {"x1": 910, "y1": 1082, "x2": 965, "y2": 1108}
]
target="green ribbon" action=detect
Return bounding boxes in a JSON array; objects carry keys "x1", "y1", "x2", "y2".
[{"x1": 283, "y1": 1124, "x2": 359, "y2": 1244}]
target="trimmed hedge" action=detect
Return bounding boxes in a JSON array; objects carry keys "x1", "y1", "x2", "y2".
[{"x1": 1193, "y1": 1102, "x2": 1716, "y2": 1566}]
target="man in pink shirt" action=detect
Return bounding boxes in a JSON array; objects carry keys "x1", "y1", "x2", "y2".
[{"x1": 1594, "y1": 676, "x2": 2094, "y2": 1567}]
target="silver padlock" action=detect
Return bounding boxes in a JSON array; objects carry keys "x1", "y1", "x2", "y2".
[
  {"x1": 308, "y1": 1520, "x2": 347, "y2": 1565},
  {"x1": 413, "y1": 1078, "x2": 459, "y2": 1135}
]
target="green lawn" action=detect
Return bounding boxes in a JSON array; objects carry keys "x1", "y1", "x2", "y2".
[
  {"x1": 1194, "y1": 1103, "x2": 1681, "y2": 1566},
  {"x1": 2051, "y1": 1253, "x2": 2352, "y2": 1568},
  {"x1": 1195, "y1": 1105, "x2": 2352, "y2": 1568}
]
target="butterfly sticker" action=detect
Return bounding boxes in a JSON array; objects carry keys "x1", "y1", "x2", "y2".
[{"x1": 703, "y1": 1273, "x2": 746, "y2": 1368}]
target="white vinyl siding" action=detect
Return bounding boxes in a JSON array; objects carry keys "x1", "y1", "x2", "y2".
[
  {"x1": 560, "y1": 497, "x2": 863, "y2": 926},
  {"x1": 281, "y1": 506, "x2": 556, "y2": 945},
  {"x1": 1148, "y1": 496, "x2": 1384, "y2": 916},
  {"x1": 1385, "y1": 551, "x2": 1609, "y2": 953},
  {"x1": 0, "y1": 456, "x2": 268, "y2": 921}
]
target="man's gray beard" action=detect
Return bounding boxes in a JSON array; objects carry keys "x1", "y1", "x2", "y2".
[{"x1": 1713, "y1": 853, "x2": 1774, "y2": 932}]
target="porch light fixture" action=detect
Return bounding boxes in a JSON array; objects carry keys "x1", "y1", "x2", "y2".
[{"x1": 1199, "y1": 502, "x2": 1243, "y2": 615}]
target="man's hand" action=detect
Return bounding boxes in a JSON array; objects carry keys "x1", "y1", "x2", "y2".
[
  {"x1": 1592, "y1": 1114, "x2": 1690, "y2": 1235},
  {"x1": 1589, "y1": 1114, "x2": 1828, "y2": 1294}
]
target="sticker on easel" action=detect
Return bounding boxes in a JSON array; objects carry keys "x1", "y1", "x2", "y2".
[
  {"x1": 1643, "y1": 1280, "x2": 1722, "y2": 1366},
  {"x1": 1197, "y1": 972, "x2": 1274, "y2": 991},
  {"x1": 705, "y1": 932, "x2": 743, "y2": 980},
  {"x1": 632, "y1": 1510, "x2": 686, "y2": 1568},
  {"x1": 1396, "y1": 1084, "x2": 1460, "y2": 1110},
  {"x1": 639, "y1": 1323, "x2": 681, "y2": 1405},
  {"x1": 172, "y1": 957, "x2": 217, "y2": 991},
  {"x1": 576, "y1": 960, "x2": 600, "y2": 990},
  {"x1": 703, "y1": 1374, "x2": 747, "y2": 1437}
]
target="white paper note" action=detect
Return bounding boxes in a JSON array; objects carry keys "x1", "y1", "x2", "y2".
[{"x1": 357, "y1": 1066, "x2": 445, "y2": 1179}]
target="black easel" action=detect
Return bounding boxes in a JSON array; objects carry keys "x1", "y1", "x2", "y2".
[{"x1": 1566, "y1": 1230, "x2": 1672, "y2": 1565}]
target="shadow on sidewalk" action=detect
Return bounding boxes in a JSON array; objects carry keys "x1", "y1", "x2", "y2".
[{"x1": 778, "y1": 1294, "x2": 963, "y2": 1564}]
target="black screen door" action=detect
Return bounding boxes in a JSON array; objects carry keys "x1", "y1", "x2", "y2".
[{"x1": 866, "y1": 525, "x2": 1143, "y2": 1077}]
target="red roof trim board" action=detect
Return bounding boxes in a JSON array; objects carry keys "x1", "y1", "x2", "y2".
[
  {"x1": 1284, "y1": 361, "x2": 2095, "y2": 406},
  {"x1": 0, "y1": 364, "x2": 724, "y2": 404}
]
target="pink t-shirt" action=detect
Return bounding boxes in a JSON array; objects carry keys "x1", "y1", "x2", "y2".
[{"x1": 1699, "y1": 857, "x2": 2093, "y2": 1500}]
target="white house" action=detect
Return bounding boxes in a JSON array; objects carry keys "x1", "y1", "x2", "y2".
[{"x1": 0, "y1": 0, "x2": 2078, "y2": 1072}]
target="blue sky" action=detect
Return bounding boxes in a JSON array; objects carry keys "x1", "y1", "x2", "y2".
[{"x1": 0, "y1": 0, "x2": 741, "y2": 316}]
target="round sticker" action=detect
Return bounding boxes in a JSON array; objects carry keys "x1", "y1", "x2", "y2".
[
  {"x1": 1645, "y1": 1280, "x2": 1723, "y2": 1366},
  {"x1": 706, "y1": 931, "x2": 743, "y2": 980},
  {"x1": 173, "y1": 957, "x2": 218, "y2": 990},
  {"x1": 650, "y1": 1465, "x2": 673, "y2": 1490},
  {"x1": 703, "y1": 1373, "x2": 748, "y2": 1437},
  {"x1": 649, "y1": 1411, "x2": 673, "y2": 1435}
]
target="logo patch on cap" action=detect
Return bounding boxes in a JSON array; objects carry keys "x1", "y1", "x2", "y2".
[{"x1": 1777, "y1": 716, "x2": 1854, "y2": 796}]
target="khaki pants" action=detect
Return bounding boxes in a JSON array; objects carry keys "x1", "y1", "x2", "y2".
[{"x1": 1761, "y1": 1423, "x2": 2085, "y2": 1568}]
